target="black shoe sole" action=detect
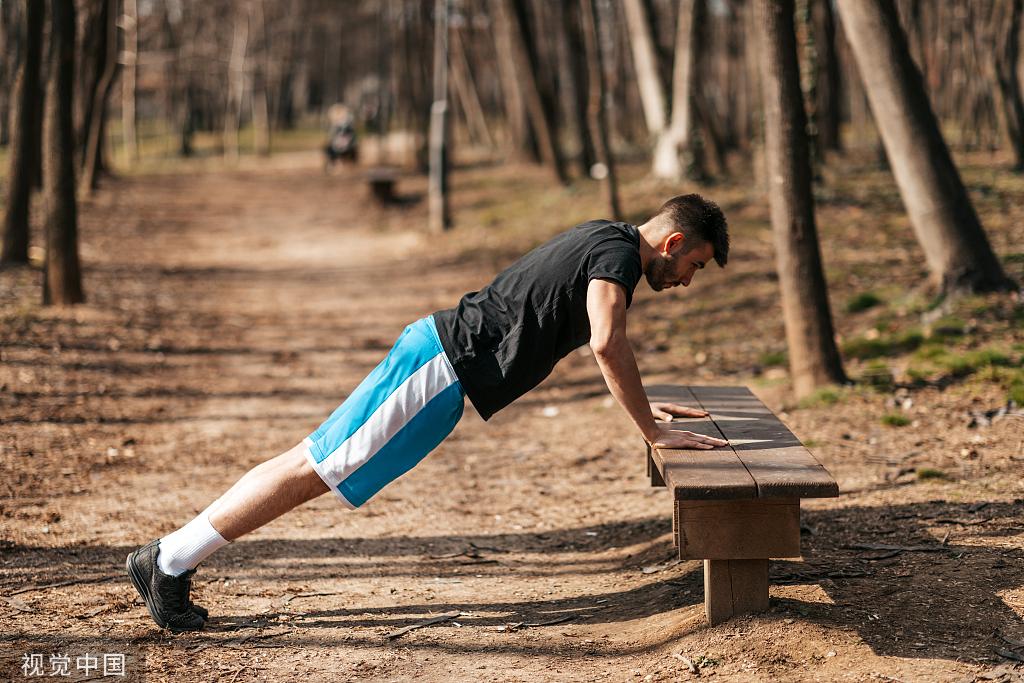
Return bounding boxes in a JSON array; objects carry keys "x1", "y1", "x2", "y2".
[{"x1": 126, "y1": 553, "x2": 204, "y2": 632}]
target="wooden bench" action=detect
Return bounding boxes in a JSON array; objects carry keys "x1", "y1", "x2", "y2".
[{"x1": 644, "y1": 385, "x2": 838, "y2": 625}]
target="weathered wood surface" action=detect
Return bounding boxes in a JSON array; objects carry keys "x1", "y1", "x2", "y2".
[
  {"x1": 675, "y1": 498, "x2": 801, "y2": 559},
  {"x1": 646, "y1": 384, "x2": 838, "y2": 499},
  {"x1": 703, "y1": 559, "x2": 769, "y2": 625}
]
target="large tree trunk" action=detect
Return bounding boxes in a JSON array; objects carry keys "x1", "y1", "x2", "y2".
[
  {"x1": 580, "y1": 0, "x2": 621, "y2": 219},
  {"x1": 835, "y1": 0, "x2": 1015, "y2": 294},
  {"x1": 653, "y1": 0, "x2": 707, "y2": 180},
  {"x1": 756, "y1": 0, "x2": 846, "y2": 398},
  {"x1": 428, "y1": 0, "x2": 452, "y2": 233},
  {"x1": 2, "y1": 0, "x2": 44, "y2": 266},
  {"x1": 994, "y1": 0, "x2": 1024, "y2": 171},
  {"x1": 43, "y1": 0, "x2": 85, "y2": 306},
  {"x1": 79, "y1": 0, "x2": 118, "y2": 194}
]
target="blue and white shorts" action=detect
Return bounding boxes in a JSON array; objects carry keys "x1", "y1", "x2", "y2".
[{"x1": 303, "y1": 315, "x2": 465, "y2": 508}]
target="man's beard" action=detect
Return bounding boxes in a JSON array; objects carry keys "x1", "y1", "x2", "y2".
[{"x1": 645, "y1": 255, "x2": 672, "y2": 291}]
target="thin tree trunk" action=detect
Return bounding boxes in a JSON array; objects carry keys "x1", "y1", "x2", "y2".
[
  {"x1": 250, "y1": 0, "x2": 270, "y2": 156},
  {"x1": 2, "y1": 0, "x2": 44, "y2": 266},
  {"x1": 622, "y1": 0, "x2": 667, "y2": 137},
  {"x1": 565, "y1": 0, "x2": 597, "y2": 175},
  {"x1": 580, "y1": 0, "x2": 621, "y2": 219},
  {"x1": 756, "y1": 0, "x2": 846, "y2": 398},
  {"x1": 653, "y1": 0, "x2": 707, "y2": 180},
  {"x1": 44, "y1": 0, "x2": 85, "y2": 305},
  {"x1": 491, "y1": 0, "x2": 534, "y2": 160},
  {"x1": 121, "y1": 0, "x2": 139, "y2": 164},
  {"x1": 224, "y1": 7, "x2": 248, "y2": 162},
  {"x1": 499, "y1": 0, "x2": 568, "y2": 184},
  {"x1": 80, "y1": 0, "x2": 118, "y2": 194},
  {"x1": 994, "y1": 0, "x2": 1024, "y2": 170},
  {"x1": 429, "y1": 0, "x2": 452, "y2": 233},
  {"x1": 835, "y1": 0, "x2": 1015, "y2": 294},
  {"x1": 450, "y1": 26, "x2": 493, "y2": 148},
  {"x1": 813, "y1": 0, "x2": 843, "y2": 154}
]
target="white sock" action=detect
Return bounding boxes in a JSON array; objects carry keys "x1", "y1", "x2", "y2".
[{"x1": 157, "y1": 513, "x2": 229, "y2": 577}]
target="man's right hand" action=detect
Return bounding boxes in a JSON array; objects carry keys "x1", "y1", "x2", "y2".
[{"x1": 648, "y1": 426, "x2": 729, "y2": 450}]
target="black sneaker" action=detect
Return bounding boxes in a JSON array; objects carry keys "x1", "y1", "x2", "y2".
[{"x1": 126, "y1": 540, "x2": 207, "y2": 631}]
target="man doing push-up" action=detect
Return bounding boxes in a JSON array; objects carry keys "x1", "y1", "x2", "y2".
[{"x1": 126, "y1": 194, "x2": 731, "y2": 631}]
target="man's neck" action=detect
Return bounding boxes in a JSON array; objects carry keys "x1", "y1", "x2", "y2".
[{"x1": 636, "y1": 220, "x2": 662, "y2": 270}]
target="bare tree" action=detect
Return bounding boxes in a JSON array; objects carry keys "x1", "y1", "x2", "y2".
[
  {"x1": 812, "y1": 0, "x2": 843, "y2": 155},
  {"x1": 120, "y1": 0, "x2": 139, "y2": 164},
  {"x1": 756, "y1": 0, "x2": 847, "y2": 397},
  {"x1": 2, "y1": 0, "x2": 44, "y2": 266},
  {"x1": 836, "y1": 0, "x2": 1015, "y2": 294},
  {"x1": 993, "y1": 0, "x2": 1024, "y2": 170},
  {"x1": 44, "y1": 0, "x2": 85, "y2": 305},
  {"x1": 80, "y1": 0, "x2": 119, "y2": 193},
  {"x1": 579, "y1": 0, "x2": 621, "y2": 219},
  {"x1": 429, "y1": 0, "x2": 452, "y2": 233}
]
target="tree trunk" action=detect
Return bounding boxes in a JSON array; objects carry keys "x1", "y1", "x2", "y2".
[
  {"x1": 622, "y1": 0, "x2": 667, "y2": 137},
  {"x1": 756, "y1": 0, "x2": 846, "y2": 398},
  {"x1": 80, "y1": 0, "x2": 118, "y2": 194},
  {"x1": 490, "y1": 0, "x2": 534, "y2": 160},
  {"x1": 450, "y1": 26, "x2": 493, "y2": 148},
  {"x1": 653, "y1": 0, "x2": 707, "y2": 180},
  {"x1": 498, "y1": 0, "x2": 568, "y2": 184},
  {"x1": 121, "y1": 0, "x2": 139, "y2": 164},
  {"x1": 250, "y1": 0, "x2": 271, "y2": 157},
  {"x1": 428, "y1": 0, "x2": 452, "y2": 233},
  {"x1": 564, "y1": 0, "x2": 597, "y2": 175},
  {"x1": 224, "y1": 7, "x2": 248, "y2": 162},
  {"x1": 994, "y1": 0, "x2": 1024, "y2": 171},
  {"x1": 835, "y1": 0, "x2": 1015, "y2": 294},
  {"x1": 43, "y1": 0, "x2": 85, "y2": 306},
  {"x1": 580, "y1": 0, "x2": 621, "y2": 219},
  {"x1": 2, "y1": 0, "x2": 44, "y2": 266},
  {"x1": 813, "y1": 0, "x2": 843, "y2": 154}
]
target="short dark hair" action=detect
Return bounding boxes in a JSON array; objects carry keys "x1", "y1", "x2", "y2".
[{"x1": 654, "y1": 194, "x2": 729, "y2": 267}]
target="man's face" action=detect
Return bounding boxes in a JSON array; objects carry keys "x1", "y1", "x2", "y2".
[{"x1": 645, "y1": 235, "x2": 714, "y2": 292}]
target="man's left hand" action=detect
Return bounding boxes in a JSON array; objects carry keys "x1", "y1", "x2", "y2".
[{"x1": 650, "y1": 402, "x2": 709, "y2": 422}]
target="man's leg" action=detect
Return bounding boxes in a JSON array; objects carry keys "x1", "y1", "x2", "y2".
[{"x1": 126, "y1": 443, "x2": 329, "y2": 632}]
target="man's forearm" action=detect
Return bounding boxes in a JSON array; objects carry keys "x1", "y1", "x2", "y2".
[{"x1": 592, "y1": 335, "x2": 660, "y2": 442}]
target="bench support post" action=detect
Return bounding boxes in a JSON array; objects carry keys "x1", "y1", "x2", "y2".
[{"x1": 703, "y1": 558, "x2": 769, "y2": 625}]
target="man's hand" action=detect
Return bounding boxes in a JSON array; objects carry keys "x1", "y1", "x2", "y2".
[
  {"x1": 650, "y1": 401, "x2": 709, "y2": 421},
  {"x1": 649, "y1": 425, "x2": 729, "y2": 450}
]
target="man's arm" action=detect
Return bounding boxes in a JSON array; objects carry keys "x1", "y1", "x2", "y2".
[{"x1": 586, "y1": 279, "x2": 728, "y2": 450}]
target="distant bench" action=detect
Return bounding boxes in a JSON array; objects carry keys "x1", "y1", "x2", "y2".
[{"x1": 644, "y1": 385, "x2": 839, "y2": 625}]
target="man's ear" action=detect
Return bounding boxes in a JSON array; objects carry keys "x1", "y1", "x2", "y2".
[{"x1": 663, "y1": 232, "x2": 685, "y2": 256}]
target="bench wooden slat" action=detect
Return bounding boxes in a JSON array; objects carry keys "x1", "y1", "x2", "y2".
[
  {"x1": 689, "y1": 386, "x2": 839, "y2": 499},
  {"x1": 646, "y1": 384, "x2": 756, "y2": 499}
]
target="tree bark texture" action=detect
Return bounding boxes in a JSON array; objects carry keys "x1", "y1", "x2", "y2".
[
  {"x1": 756, "y1": 0, "x2": 846, "y2": 397},
  {"x1": 622, "y1": 0, "x2": 667, "y2": 137},
  {"x1": 993, "y1": 0, "x2": 1024, "y2": 170},
  {"x1": 2, "y1": 0, "x2": 44, "y2": 265},
  {"x1": 490, "y1": 0, "x2": 533, "y2": 160},
  {"x1": 580, "y1": 0, "x2": 621, "y2": 220},
  {"x1": 653, "y1": 0, "x2": 706, "y2": 180},
  {"x1": 80, "y1": 0, "x2": 119, "y2": 194},
  {"x1": 44, "y1": 0, "x2": 85, "y2": 305},
  {"x1": 429, "y1": 0, "x2": 452, "y2": 233},
  {"x1": 835, "y1": 0, "x2": 1014, "y2": 294},
  {"x1": 121, "y1": 0, "x2": 139, "y2": 163},
  {"x1": 812, "y1": 0, "x2": 843, "y2": 153}
]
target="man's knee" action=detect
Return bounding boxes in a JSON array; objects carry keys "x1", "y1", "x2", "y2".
[{"x1": 283, "y1": 442, "x2": 329, "y2": 496}]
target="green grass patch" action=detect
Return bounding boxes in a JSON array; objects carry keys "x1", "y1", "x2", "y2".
[
  {"x1": 759, "y1": 350, "x2": 787, "y2": 367},
  {"x1": 917, "y1": 467, "x2": 949, "y2": 481},
  {"x1": 927, "y1": 316, "x2": 965, "y2": 340},
  {"x1": 845, "y1": 291, "x2": 883, "y2": 313},
  {"x1": 798, "y1": 386, "x2": 843, "y2": 409},
  {"x1": 843, "y1": 329, "x2": 924, "y2": 360},
  {"x1": 1010, "y1": 381, "x2": 1024, "y2": 405},
  {"x1": 881, "y1": 413, "x2": 911, "y2": 427}
]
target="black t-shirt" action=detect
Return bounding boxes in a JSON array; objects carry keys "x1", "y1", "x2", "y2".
[{"x1": 434, "y1": 220, "x2": 643, "y2": 421}]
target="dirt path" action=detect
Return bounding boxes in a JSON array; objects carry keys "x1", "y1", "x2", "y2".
[{"x1": 2, "y1": 157, "x2": 1023, "y2": 682}]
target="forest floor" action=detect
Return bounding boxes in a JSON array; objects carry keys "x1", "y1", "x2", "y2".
[{"x1": 2, "y1": 150, "x2": 1024, "y2": 682}]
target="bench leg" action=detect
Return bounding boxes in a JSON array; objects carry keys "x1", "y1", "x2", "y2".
[
  {"x1": 703, "y1": 558, "x2": 769, "y2": 625},
  {"x1": 646, "y1": 445, "x2": 665, "y2": 487}
]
